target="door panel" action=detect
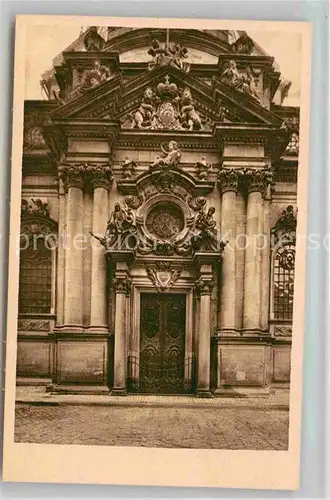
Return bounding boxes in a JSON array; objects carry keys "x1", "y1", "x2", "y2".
[{"x1": 139, "y1": 293, "x2": 186, "y2": 394}]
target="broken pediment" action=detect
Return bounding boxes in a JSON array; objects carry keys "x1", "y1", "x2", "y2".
[{"x1": 50, "y1": 63, "x2": 283, "y2": 129}]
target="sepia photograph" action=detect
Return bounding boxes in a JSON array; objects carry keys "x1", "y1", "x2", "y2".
[{"x1": 3, "y1": 15, "x2": 312, "y2": 489}]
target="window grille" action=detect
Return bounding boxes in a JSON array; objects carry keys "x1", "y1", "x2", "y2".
[
  {"x1": 273, "y1": 243, "x2": 295, "y2": 320},
  {"x1": 18, "y1": 240, "x2": 52, "y2": 314}
]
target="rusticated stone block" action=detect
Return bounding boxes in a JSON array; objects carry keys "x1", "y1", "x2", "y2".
[
  {"x1": 17, "y1": 341, "x2": 52, "y2": 378},
  {"x1": 220, "y1": 346, "x2": 266, "y2": 387},
  {"x1": 57, "y1": 341, "x2": 107, "y2": 384},
  {"x1": 273, "y1": 347, "x2": 291, "y2": 382}
]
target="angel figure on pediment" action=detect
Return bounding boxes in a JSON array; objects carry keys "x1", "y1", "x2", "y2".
[{"x1": 150, "y1": 140, "x2": 181, "y2": 170}]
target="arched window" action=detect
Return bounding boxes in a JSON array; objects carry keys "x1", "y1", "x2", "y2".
[
  {"x1": 19, "y1": 198, "x2": 57, "y2": 315},
  {"x1": 273, "y1": 243, "x2": 295, "y2": 320},
  {"x1": 271, "y1": 205, "x2": 297, "y2": 322},
  {"x1": 18, "y1": 239, "x2": 52, "y2": 314}
]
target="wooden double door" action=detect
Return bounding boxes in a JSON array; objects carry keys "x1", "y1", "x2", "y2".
[{"x1": 139, "y1": 293, "x2": 186, "y2": 394}]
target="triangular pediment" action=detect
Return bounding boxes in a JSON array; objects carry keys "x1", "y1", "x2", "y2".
[{"x1": 50, "y1": 65, "x2": 283, "y2": 129}]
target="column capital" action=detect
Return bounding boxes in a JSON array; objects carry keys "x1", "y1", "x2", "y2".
[
  {"x1": 196, "y1": 277, "x2": 214, "y2": 296},
  {"x1": 242, "y1": 168, "x2": 274, "y2": 197},
  {"x1": 58, "y1": 164, "x2": 84, "y2": 191},
  {"x1": 114, "y1": 276, "x2": 131, "y2": 296},
  {"x1": 87, "y1": 164, "x2": 114, "y2": 191},
  {"x1": 58, "y1": 162, "x2": 114, "y2": 192},
  {"x1": 217, "y1": 168, "x2": 239, "y2": 194}
]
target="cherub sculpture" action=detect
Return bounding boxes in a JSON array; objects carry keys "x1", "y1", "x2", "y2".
[
  {"x1": 179, "y1": 87, "x2": 202, "y2": 130},
  {"x1": 150, "y1": 140, "x2": 181, "y2": 170}
]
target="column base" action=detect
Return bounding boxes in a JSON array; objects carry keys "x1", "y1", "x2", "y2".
[
  {"x1": 111, "y1": 388, "x2": 127, "y2": 396},
  {"x1": 87, "y1": 326, "x2": 109, "y2": 334},
  {"x1": 196, "y1": 389, "x2": 214, "y2": 398}
]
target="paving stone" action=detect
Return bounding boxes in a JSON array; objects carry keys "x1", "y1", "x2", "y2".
[{"x1": 15, "y1": 405, "x2": 289, "y2": 450}]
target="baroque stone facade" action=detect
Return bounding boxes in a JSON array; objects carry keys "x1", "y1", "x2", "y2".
[{"x1": 18, "y1": 27, "x2": 299, "y2": 396}]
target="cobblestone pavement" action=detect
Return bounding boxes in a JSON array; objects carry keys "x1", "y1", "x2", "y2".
[{"x1": 15, "y1": 404, "x2": 289, "y2": 450}]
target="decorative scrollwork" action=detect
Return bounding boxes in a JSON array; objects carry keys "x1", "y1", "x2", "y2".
[
  {"x1": 17, "y1": 319, "x2": 51, "y2": 332},
  {"x1": 146, "y1": 262, "x2": 182, "y2": 291}
]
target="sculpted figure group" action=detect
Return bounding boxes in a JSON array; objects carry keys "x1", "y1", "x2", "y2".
[
  {"x1": 131, "y1": 83, "x2": 202, "y2": 131},
  {"x1": 148, "y1": 39, "x2": 190, "y2": 72},
  {"x1": 66, "y1": 61, "x2": 111, "y2": 102},
  {"x1": 220, "y1": 60, "x2": 262, "y2": 104}
]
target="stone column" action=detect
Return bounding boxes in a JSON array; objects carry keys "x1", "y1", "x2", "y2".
[
  {"x1": 112, "y1": 273, "x2": 131, "y2": 395},
  {"x1": 90, "y1": 168, "x2": 113, "y2": 331},
  {"x1": 196, "y1": 276, "x2": 214, "y2": 397},
  {"x1": 59, "y1": 166, "x2": 85, "y2": 328},
  {"x1": 56, "y1": 180, "x2": 66, "y2": 326},
  {"x1": 235, "y1": 190, "x2": 246, "y2": 331},
  {"x1": 261, "y1": 187, "x2": 272, "y2": 331},
  {"x1": 218, "y1": 169, "x2": 239, "y2": 334},
  {"x1": 243, "y1": 170, "x2": 272, "y2": 332}
]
